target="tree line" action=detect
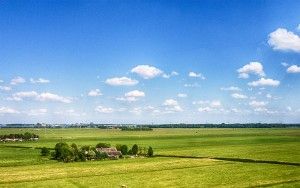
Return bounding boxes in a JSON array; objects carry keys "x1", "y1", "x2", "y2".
[
  {"x1": 41, "y1": 142, "x2": 154, "y2": 163},
  {"x1": 0, "y1": 132, "x2": 39, "y2": 141}
]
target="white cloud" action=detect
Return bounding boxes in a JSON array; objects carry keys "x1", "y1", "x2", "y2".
[
  {"x1": 210, "y1": 100, "x2": 221, "y2": 108},
  {"x1": 237, "y1": 62, "x2": 265, "y2": 78},
  {"x1": 0, "y1": 86, "x2": 11, "y2": 91},
  {"x1": 231, "y1": 93, "x2": 248, "y2": 99},
  {"x1": 268, "y1": 28, "x2": 300, "y2": 53},
  {"x1": 192, "y1": 100, "x2": 210, "y2": 105},
  {"x1": 177, "y1": 93, "x2": 187, "y2": 98},
  {"x1": 0, "y1": 107, "x2": 19, "y2": 114},
  {"x1": 189, "y1": 72, "x2": 205, "y2": 79},
  {"x1": 281, "y1": 62, "x2": 289, "y2": 67},
  {"x1": 95, "y1": 106, "x2": 114, "y2": 113},
  {"x1": 88, "y1": 89, "x2": 102, "y2": 97},
  {"x1": 105, "y1": 77, "x2": 138, "y2": 86},
  {"x1": 27, "y1": 108, "x2": 47, "y2": 116},
  {"x1": 249, "y1": 100, "x2": 267, "y2": 107},
  {"x1": 37, "y1": 92, "x2": 72, "y2": 103},
  {"x1": 220, "y1": 86, "x2": 241, "y2": 91},
  {"x1": 198, "y1": 107, "x2": 213, "y2": 112},
  {"x1": 162, "y1": 71, "x2": 179, "y2": 79},
  {"x1": 184, "y1": 83, "x2": 200, "y2": 87},
  {"x1": 130, "y1": 107, "x2": 143, "y2": 115},
  {"x1": 248, "y1": 78, "x2": 280, "y2": 87},
  {"x1": 131, "y1": 65, "x2": 163, "y2": 79},
  {"x1": 163, "y1": 99, "x2": 183, "y2": 112},
  {"x1": 30, "y1": 78, "x2": 50, "y2": 84},
  {"x1": 287, "y1": 65, "x2": 300, "y2": 73},
  {"x1": 117, "y1": 90, "x2": 145, "y2": 102},
  {"x1": 8, "y1": 91, "x2": 72, "y2": 103},
  {"x1": 10, "y1": 76, "x2": 26, "y2": 85}
]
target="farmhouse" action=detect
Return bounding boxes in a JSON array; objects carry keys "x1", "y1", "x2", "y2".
[{"x1": 96, "y1": 147, "x2": 122, "y2": 158}]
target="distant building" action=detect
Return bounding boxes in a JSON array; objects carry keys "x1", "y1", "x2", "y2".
[{"x1": 96, "y1": 147, "x2": 122, "y2": 158}]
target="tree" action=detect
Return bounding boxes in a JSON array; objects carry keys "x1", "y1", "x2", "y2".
[
  {"x1": 132, "y1": 144, "x2": 138, "y2": 155},
  {"x1": 41, "y1": 147, "x2": 50, "y2": 156},
  {"x1": 96, "y1": 143, "x2": 111, "y2": 148},
  {"x1": 147, "y1": 146, "x2": 153, "y2": 157},
  {"x1": 120, "y1": 145, "x2": 128, "y2": 155}
]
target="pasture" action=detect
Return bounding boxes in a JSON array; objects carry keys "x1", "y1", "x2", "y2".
[{"x1": 0, "y1": 128, "x2": 299, "y2": 187}]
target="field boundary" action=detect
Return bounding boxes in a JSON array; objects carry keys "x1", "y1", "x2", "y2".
[{"x1": 155, "y1": 154, "x2": 300, "y2": 166}]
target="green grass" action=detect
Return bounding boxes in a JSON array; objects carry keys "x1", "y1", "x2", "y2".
[{"x1": 0, "y1": 128, "x2": 299, "y2": 187}]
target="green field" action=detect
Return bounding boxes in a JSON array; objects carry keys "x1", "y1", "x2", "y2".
[{"x1": 0, "y1": 128, "x2": 299, "y2": 187}]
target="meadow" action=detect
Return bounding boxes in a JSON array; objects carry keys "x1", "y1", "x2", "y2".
[{"x1": 0, "y1": 128, "x2": 299, "y2": 187}]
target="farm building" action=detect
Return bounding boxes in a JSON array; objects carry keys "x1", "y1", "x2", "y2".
[{"x1": 96, "y1": 147, "x2": 122, "y2": 158}]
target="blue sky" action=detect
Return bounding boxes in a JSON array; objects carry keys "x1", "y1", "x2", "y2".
[{"x1": 1, "y1": 0, "x2": 300, "y2": 124}]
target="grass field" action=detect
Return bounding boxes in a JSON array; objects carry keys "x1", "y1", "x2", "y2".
[{"x1": 0, "y1": 128, "x2": 299, "y2": 187}]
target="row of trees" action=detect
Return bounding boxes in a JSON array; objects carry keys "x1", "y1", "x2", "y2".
[
  {"x1": 41, "y1": 142, "x2": 154, "y2": 163},
  {"x1": 121, "y1": 127, "x2": 153, "y2": 131},
  {"x1": 0, "y1": 132, "x2": 39, "y2": 141}
]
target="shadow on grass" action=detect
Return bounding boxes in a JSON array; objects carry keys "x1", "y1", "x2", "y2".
[{"x1": 155, "y1": 154, "x2": 300, "y2": 166}]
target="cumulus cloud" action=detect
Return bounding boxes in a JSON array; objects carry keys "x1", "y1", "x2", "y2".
[
  {"x1": 162, "y1": 71, "x2": 179, "y2": 79},
  {"x1": 210, "y1": 100, "x2": 222, "y2": 108},
  {"x1": 287, "y1": 65, "x2": 300, "y2": 73},
  {"x1": 248, "y1": 78, "x2": 280, "y2": 87},
  {"x1": 237, "y1": 62, "x2": 265, "y2": 79},
  {"x1": 249, "y1": 100, "x2": 267, "y2": 107},
  {"x1": 220, "y1": 86, "x2": 241, "y2": 91},
  {"x1": 163, "y1": 99, "x2": 183, "y2": 112},
  {"x1": 231, "y1": 93, "x2": 248, "y2": 99},
  {"x1": 268, "y1": 28, "x2": 300, "y2": 53},
  {"x1": 0, "y1": 107, "x2": 19, "y2": 114},
  {"x1": 30, "y1": 78, "x2": 50, "y2": 84},
  {"x1": 88, "y1": 89, "x2": 102, "y2": 97},
  {"x1": 105, "y1": 77, "x2": 138, "y2": 86},
  {"x1": 177, "y1": 93, "x2": 187, "y2": 98},
  {"x1": 0, "y1": 86, "x2": 11, "y2": 91},
  {"x1": 281, "y1": 62, "x2": 289, "y2": 67},
  {"x1": 117, "y1": 90, "x2": 145, "y2": 102},
  {"x1": 8, "y1": 91, "x2": 72, "y2": 103},
  {"x1": 95, "y1": 106, "x2": 114, "y2": 113},
  {"x1": 189, "y1": 72, "x2": 205, "y2": 79},
  {"x1": 10, "y1": 76, "x2": 26, "y2": 85},
  {"x1": 131, "y1": 65, "x2": 163, "y2": 79}
]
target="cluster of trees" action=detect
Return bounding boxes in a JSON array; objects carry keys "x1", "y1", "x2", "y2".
[
  {"x1": 0, "y1": 132, "x2": 39, "y2": 141},
  {"x1": 149, "y1": 123, "x2": 300, "y2": 128},
  {"x1": 121, "y1": 127, "x2": 153, "y2": 131},
  {"x1": 115, "y1": 144, "x2": 153, "y2": 156},
  {"x1": 41, "y1": 142, "x2": 154, "y2": 163}
]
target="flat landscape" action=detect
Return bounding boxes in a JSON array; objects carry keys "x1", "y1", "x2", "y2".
[{"x1": 0, "y1": 128, "x2": 299, "y2": 187}]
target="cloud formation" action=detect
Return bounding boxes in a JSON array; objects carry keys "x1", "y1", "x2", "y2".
[
  {"x1": 88, "y1": 89, "x2": 102, "y2": 97},
  {"x1": 231, "y1": 93, "x2": 248, "y2": 99},
  {"x1": 30, "y1": 78, "x2": 50, "y2": 84},
  {"x1": 287, "y1": 65, "x2": 300, "y2": 73},
  {"x1": 131, "y1": 65, "x2": 163, "y2": 79},
  {"x1": 163, "y1": 99, "x2": 183, "y2": 112},
  {"x1": 237, "y1": 62, "x2": 265, "y2": 79},
  {"x1": 105, "y1": 77, "x2": 138, "y2": 86},
  {"x1": 8, "y1": 91, "x2": 72, "y2": 103},
  {"x1": 189, "y1": 72, "x2": 205, "y2": 79},
  {"x1": 117, "y1": 90, "x2": 145, "y2": 102},
  {"x1": 10, "y1": 76, "x2": 26, "y2": 85},
  {"x1": 268, "y1": 28, "x2": 300, "y2": 53},
  {"x1": 95, "y1": 106, "x2": 114, "y2": 113},
  {"x1": 248, "y1": 78, "x2": 280, "y2": 87}
]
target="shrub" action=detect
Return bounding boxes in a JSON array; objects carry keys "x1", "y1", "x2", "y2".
[
  {"x1": 132, "y1": 144, "x2": 138, "y2": 155},
  {"x1": 41, "y1": 147, "x2": 50, "y2": 156},
  {"x1": 96, "y1": 143, "x2": 111, "y2": 148},
  {"x1": 147, "y1": 146, "x2": 153, "y2": 157},
  {"x1": 120, "y1": 145, "x2": 128, "y2": 155}
]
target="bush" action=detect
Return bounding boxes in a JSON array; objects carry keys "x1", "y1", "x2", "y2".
[
  {"x1": 132, "y1": 144, "x2": 138, "y2": 155},
  {"x1": 41, "y1": 147, "x2": 50, "y2": 156},
  {"x1": 96, "y1": 143, "x2": 111, "y2": 148},
  {"x1": 120, "y1": 145, "x2": 128, "y2": 155},
  {"x1": 147, "y1": 146, "x2": 153, "y2": 157}
]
